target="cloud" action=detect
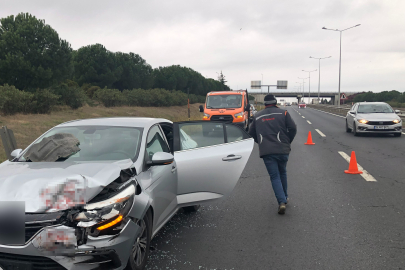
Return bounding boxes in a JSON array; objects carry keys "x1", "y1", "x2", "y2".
[{"x1": 1, "y1": 0, "x2": 404, "y2": 93}]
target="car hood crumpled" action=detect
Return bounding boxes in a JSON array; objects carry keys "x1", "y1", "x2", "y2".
[{"x1": 0, "y1": 160, "x2": 133, "y2": 213}]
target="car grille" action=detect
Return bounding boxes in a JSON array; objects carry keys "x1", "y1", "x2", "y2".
[
  {"x1": 367, "y1": 121, "x2": 395, "y2": 125},
  {"x1": 25, "y1": 213, "x2": 62, "y2": 243},
  {"x1": 210, "y1": 115, "x2": 233, "y2": 121},
  {"x1": 0, "y1": 252, "x2": 65, "y2": 270}
]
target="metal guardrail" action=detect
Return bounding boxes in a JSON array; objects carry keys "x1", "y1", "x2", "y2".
[
  {"x1": 308, "y1": 104, "x2": 405, "y2": 121},
  {"x1": 0, "y1": 126, "x2": 18, "y2": 160}
]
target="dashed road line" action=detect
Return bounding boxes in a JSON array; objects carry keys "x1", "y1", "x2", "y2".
[
  {"x1": 338, "y1": 151, "x2": 377, "y2": 182},
  {"x1": 302, "y1": 116, "x2": 305, "y2": 118},
  {"x1": 315, "y1": 129, "x2": 326, "y2": 137},
  {"x1": 307, "y1": 120, "x2": 312, "y2": 124}
]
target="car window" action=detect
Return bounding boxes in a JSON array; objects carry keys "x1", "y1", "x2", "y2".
[
  {"x1": 178, "y1": 122, "x2": 225, "y2": 150},
  {"x1": 145, "y1": 125, "x2": 169, "y2": 162},
  {"x1": 350, "y1": 104, "x2": 357, "y2": 111},
  {"x1": 206, "y1": 95, "x2": 242, "y2": 109},
  {"x1": 357, "y1": 104, "x2": 393, "y2": 113},
  {"x1": 226, "y1": 124, "x2": 245, "y2": 143},
  {"x1": 18, "y1": 126, "x2": 142, "y2": 162}
]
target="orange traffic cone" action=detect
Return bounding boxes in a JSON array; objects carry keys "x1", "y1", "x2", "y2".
[
  {"x1": 304, "y1": 131, "x2": 315, "y2": 145},
  {"x1": 344, "y1": 151, "x2": 363, "y2": 174}
]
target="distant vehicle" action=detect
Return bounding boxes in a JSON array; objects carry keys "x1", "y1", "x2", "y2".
[
  {"x1": 346, "y1": 102, "x2": 402, "y2": 137},
  {"x1": 249, "y1": 104, "x2": 257, "y2": 121},
  {"x1": 298, "y1": 102, "x2": 306, "y2": 109},
  {"x1": 285, "y1": 102, "x2": 291, "y2": 106},
  {"x1": 199, "y1": 90, "x2": 251, "y2": 132}
]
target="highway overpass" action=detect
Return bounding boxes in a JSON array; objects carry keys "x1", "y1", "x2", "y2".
[{"x1": 250, "y1": 91, "x2": 360, "y2": 105}]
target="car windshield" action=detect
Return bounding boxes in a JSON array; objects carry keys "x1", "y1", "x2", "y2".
[
  {"x1": 206, "y1": 95, "x2": 242, "y2": 109},
  {"x1": 18, "y1": 126, "x2": 143, "y2": 162},
  {"x1": 357, "y1": 104, "x2": 393, "y2": 113}
]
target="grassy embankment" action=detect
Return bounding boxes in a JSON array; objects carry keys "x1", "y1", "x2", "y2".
[{"x1": 0, "y1": 104, "x2": 203, "y2": 162}]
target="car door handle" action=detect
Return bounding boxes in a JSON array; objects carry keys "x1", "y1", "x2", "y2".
[
  {"x1": 171, "y1": 166, "x2": 177, "y2": 173},
  {"x1": 222, "y1": 154, "x2": 242, "y2": 161}
]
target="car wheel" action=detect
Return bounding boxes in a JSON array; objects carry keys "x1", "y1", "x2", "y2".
[
  {"x1": 394, "y1": 133, "x2": 401, "y2": 137},
  {"x1": 126, "y1": 211, "x2": 152, "y2": 270},
  {"x1": 353, "y1": 122, "x2": 359, "y2": 137},
  {"x1": 183, "y1": 205, "x2": 200, "y2": 213},
  {"x1": 346, "y1": 120, "x2": 352, "y2": 133}
]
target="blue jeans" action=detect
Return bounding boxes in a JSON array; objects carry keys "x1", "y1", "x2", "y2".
[{"x1": 263, "y1": 154, "x2": 289, "y2": 205}]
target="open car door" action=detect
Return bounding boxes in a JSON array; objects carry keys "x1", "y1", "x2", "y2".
[{"x1": 173, "y1": 121, "x2": 254, "y2": 207}]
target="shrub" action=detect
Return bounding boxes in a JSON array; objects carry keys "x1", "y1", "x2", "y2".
[
  {"x1": 0, "y1": 84, "x2": 33, "y2": 115},
  {"x1": 50, "y1": 82, "x2": 86, "y2": 109},
  {"x1": 122, "y1": 88, "x2": 192, "y2": 107},
  {"x1": 31, "y1": 89, "x2": 60, "y2": 113},
  {"x1": 94, "y1": 88, "x2": 125, "y2": 107}
]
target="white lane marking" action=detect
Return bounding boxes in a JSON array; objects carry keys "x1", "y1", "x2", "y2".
[
  {"x1": 315, "y1": 129, "x2": 326, "y2": 137},
  {"x1": 402, "y1": 132, "x2": 405, "y2": 135},
  {"x1": 302, "y1": 116, "x2": 305, "y2": 118},
  {"x1": 299, "y1": 113, "x2": 301, "y2": 115},
  {"x1": 307, "y1": 120, "x2": 312, "y2": 124},
  {"x1": 338, "y1": 151, "x2": 377, "y2": 182}
]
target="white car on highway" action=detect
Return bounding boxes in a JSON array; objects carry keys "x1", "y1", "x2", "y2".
[{"x1": 346, "y1": 102, "x2": 402, "y2": 137}]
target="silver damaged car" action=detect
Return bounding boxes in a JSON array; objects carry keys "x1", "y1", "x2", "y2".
[{"x1": 0, "y1": 117, "x2": 253, "y2": 270}]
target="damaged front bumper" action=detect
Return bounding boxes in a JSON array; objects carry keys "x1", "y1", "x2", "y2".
[{"x1": 0, "y1": 219, "x2": 140, "y2": 270}]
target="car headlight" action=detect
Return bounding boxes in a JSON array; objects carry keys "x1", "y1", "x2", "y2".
[
  {"x1": 75, "y1": 184, "x2": 135, "y2": 236},
  {"x1": 234, "y1": 112, "x2": 243, "y2": 119},
  {"x1": 393, "y1": 119, "x2": 401, "y2": 124},
  {"x1": 357, "y1": 119, "x2": 369, "y2": 124},
  {"x1": 203, "y1": 113, "x2": 210, "y2": 119}
]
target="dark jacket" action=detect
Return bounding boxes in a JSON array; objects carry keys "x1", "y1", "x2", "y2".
[{"x1": 248, "y1": 105, "x2": 297, "y2": 157}]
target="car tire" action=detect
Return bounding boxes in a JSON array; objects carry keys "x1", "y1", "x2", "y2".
[
  {"x1": 353, "y1": 122, "x2": 359, "y2": 137},
  {"x1": 125, "y1": 210, "x2": 152, "y2": 270},
  {"x1": 346, "y1": 120, "x2": 352, "y2": 133},
  {"x1": 394, "y1": 133, "x2": 401, "y2": 137},
  {"x1": 183, "y1": 205, "x2": 200, "y2": 213}
]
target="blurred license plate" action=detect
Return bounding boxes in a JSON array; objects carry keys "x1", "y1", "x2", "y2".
[{"x1": 374, "y1": 126, "x2": 388, "y2": 129}]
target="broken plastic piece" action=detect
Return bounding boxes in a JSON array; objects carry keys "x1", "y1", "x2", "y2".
[{"x1": 24, "y1": 133, "x2": 80, "y2": 162}]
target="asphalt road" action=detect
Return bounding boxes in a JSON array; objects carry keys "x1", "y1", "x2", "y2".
[{"x1": 146, "y1": 106, "x2": 405, "y2": 270}]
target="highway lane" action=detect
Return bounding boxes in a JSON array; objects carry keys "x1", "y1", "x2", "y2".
[{"x1": 146, "y1": 107, "x2": 405, "y2": 270}]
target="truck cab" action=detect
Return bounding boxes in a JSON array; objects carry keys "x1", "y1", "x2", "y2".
[{"x1": 199, "y1": 90, "x2": 251, "y2": 132}]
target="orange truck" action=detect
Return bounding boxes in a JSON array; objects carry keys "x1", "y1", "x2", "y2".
[{"x1": 199, "y1": 90, "x2": 251, "y2": 132}]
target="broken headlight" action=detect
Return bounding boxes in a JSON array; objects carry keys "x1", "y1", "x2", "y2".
[{"x1": 75, "y1": 184, "x2": 135, "y2": 237}]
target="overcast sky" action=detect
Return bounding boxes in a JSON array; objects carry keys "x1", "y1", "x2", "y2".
[{"x1": 1, "y1": 0, "x2": 405, "y2": 95}]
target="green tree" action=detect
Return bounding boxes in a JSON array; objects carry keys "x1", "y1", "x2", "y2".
[
  {"x1": 112, "y1": 52, "x2": 153, "y2": 90},
  {"x1": 217, "y1": 71, "x2": 230, "y2": 90},
  {"x1": 0, "y1": 13, "x2": 73, "y2": 90},
  {"x1": 74, "y1": 44, "x2": 122, "y2": 89}
]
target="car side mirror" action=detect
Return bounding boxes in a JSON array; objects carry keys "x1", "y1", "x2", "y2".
[
  {"x1": 10, "y1": 148, "x2": 22, "y2": 159},
  {"x1": 349, "y1": 111, "x2": 356, "y2": 115},
  {"x1": 147, "y1": 152, "x2": 174, "y2": 166},
  {"x1": 395, "y1": 109, "x2": 401, "y2": 114},
  {"x1": 199, "y1": 105, "x2": 204, "y2": 112}
]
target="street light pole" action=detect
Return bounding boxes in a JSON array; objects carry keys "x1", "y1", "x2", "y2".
[
  {"x1": 302, "y1": 70, "x2": 317, "y2": 104},
  {"x1": 322, "y1": 24, "x2": 361, "y2": 107},
  {"x1": 298, "y1": 77, "x2": 308, "y2": 101},
  {"x1": 310, "y1": 56, "x2": 331, "y2": 103}
]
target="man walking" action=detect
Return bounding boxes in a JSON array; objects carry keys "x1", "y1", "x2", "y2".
[{"x1": 248, "y1": 95, "x2": 297, "y2": 215}]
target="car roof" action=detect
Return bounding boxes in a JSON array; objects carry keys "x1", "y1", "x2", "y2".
[
  {"x1": 208, "y1": 91, "x2": 243, "y2": 96},
  {"x1": 57, "y1": 117, "x2": 172, "y2": 128},
  {"x1": 357, "y1": 102, "x2": 388, "y2": 105}
]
